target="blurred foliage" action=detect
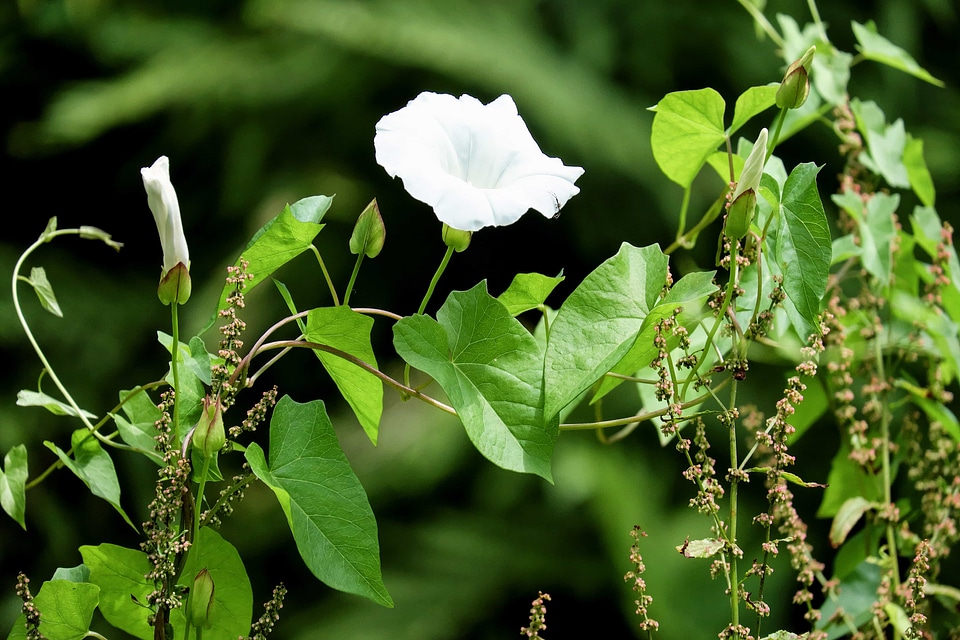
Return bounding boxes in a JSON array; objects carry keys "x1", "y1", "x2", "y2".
[{"x1": 1, "y1": 0, "x2": 958, "y2": 637}]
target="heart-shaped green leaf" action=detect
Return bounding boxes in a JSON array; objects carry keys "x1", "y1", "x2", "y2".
[
  {"x1": 393, "y1": 283, "x2": 557, "y2": 480},
  {"x1": 543, "y1": 243, "x2": 670, "y2": 419},
  {"x1": 650, "y1": 88, "x2": 726, "y2": 188}
]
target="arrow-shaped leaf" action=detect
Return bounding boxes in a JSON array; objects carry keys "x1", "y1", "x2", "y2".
[
  {"x1": 245, "y1": 396, "x2": 392, "y2": 606},
  {"x1": 305, "y1": 306, "x2": 383, "y2": 445}
]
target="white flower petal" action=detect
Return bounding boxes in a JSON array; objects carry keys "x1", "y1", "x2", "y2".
[
  {"x1": 375, "y1": 92, "x2": 584, "y2": 232},
  {"x1": 141, "y1": 155, "x2": 189, "y2": 275}
]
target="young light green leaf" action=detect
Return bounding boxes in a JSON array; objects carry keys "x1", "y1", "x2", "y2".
[
  {"x1": 816, "y1": 561, "x2": 882, "y2": 636},
  {"x1": 393, "y1": 283, "x2": 557, "y2": 480},
  {"x1": 830, "y1": 496, "x2": 874, "y2": 548},
  {"x1": 212, "y1": 197, "x2": 330, "y2": 321},
  {"x1": 891, "y1": 290, "x2": 960, "y2": 385},
  {"x1": 79, "y1": 543, "x2": 154, "y2": 639},
  {"x1": 852, "y1": 20, "x2": 944, "y2": 87},
  {"x1": 51, "y1": 565, "x2": 90, "y2": 583},
  {"x1": 543, "y1": 243, "x2": 670, "y2": 419},
  {"x1": 903, "y1": 135, "x2": 935, "y2": 207},
  {"x1": 244, "y1": 396, "x2": 393, "y2": 607},
  {"x1": 728, "y1": 84, "x2": 778, "y2": 137},
  {"x1": 45, "y1": 430, "x2": 135, "y2": 529},
  {"x1": 850, "y1": 99, "x2": 910, "y2": 189},
  {"x1": 497, "y1": 272, "x2": 564, "y2": 316},
  {"x1": 156, "y1": 332, "x2": 213, "y2": 386},
  {"x1": 676, "y1": 537, "x2": 725, "y2": 559},
  {"x1": 832, "y1": 190, "x2": 898, "y2": 284},
  {"x1": 349, "y1": 199, "x2": 386, "y2": 258},
  {"x1": 0, "y1": 445, "x2": 28, "y2": 529},
  {"x1": 16, "y1": 390, "x2": 97, "y2": 420},
  {"x1": 817, "y1": 444, "x2": 883, "y2": 519},
  {"x1": 649, "y1": 88, "x2": 726, "y2": 188},
  {"x1": 304, "y1": 306, "x2": 383, "y2": 445},
  {"x1": 767, "y1": 163, "x2": 831, "y2": 338},
  {"x1": 162, "y1": 348, "x2": 206, "y2": 435},
  {"x1": 26, "y1": 267, "x2": 63, "y2": 317},
  {"x1": 112, "y1": 388, "x2": 162, "y2": 460},
  {"x1": 7, "y1": 580, "x2": 99, "y2": 640},
  {"x1": 169, "y1": 528, "x2": 253, "y2": 639}
]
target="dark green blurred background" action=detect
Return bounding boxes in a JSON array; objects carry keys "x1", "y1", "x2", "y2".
[{"x1": 1, "y1": 0, "x2": 958, "y2": 637}]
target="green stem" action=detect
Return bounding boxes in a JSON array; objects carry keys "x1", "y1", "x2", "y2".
[
  {"x1": 736, "y1": 0, "x2": 785, "y2": 48},
  {"x1": 417, "y1": 245, "x2": 455, "y2": 316},
  {"x1": 11, "y1": 228, "x2": 110, "y2": 443},
  {"x1": 665, "y1": 193, "x2": 726, "y2": 255},
  {"x1": 806, "y1": 0, "x2": 829, "y2": 43},
  {"x1": 684, "y1": 242, "x2": 741, "y2": 397},
  {"x1": 874, "y1": 330, "x2": 902, "y2": 614},
  {"x1": 309, "y1": 245, "x2": 340, "y2": 306},
  {"x1": 675, "y1": 187, "x2": 692, "y2": 242},
  {"x1": 342, "y1": 253, "x2": 364, "y2": 307},
  {"x1": 171, "y1": 302, "x2": 182, "y2": 443},
  {"x1": 404, "y1": 245, "x2": 456, "y2": 389},
  {"x1": 766, "y1": 107, "x2": 788, "y2": 164},
  {"x1": 184, "y1": 453, "x2": 212, "y2": 640},
  {"x1": 727, "y1": 378, "x2": 741, "y2": 629}
]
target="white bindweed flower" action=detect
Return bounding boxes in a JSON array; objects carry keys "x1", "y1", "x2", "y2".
[
  {"x1": 141, "y1": 155, "x2": 191, "y2": 304},
  {"x1": 375, "y1": 92, "x2": 584, "y2": 232}
]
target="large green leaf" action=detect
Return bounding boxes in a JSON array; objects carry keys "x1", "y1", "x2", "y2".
[
  {"x1": 0, "y1": 445, "x2": 28, "y2": 529},
  {"x1": 543, "y1": 243, "x2": 670, "y2": 419},
  {"x1": 244, "y1": 396, "x2": 392, "y2": 606},
  {"x1": 81, "y1": 529, "x2": 252, "y2": 640},
  {"x1": 592, "y1": 270, "x2": 718, "y2": 402},
  {"x1": 851, "y1": 20, "x2": 944, "y2": 87},
  {"x1": 766, "y1": 163, "x2": 831, "y2": 338},
  {"x1": 7, "y1": 580, "x2": 99, "y2": 640},
  {"x1": 304, "y1": 306, "x2": 383, "y2": 445},
  {"x1": 649, "y1": 88, "x2": 725, "y2": 188},
  {"x1": 393, "y1": 283, "x2": 557, "y2": 480},
  {"x1": 212, "y1": 196, "x2": 330, "y2": 321},
  {"x1": 45, "y1": 430, "x2": 134, "y2": 529},
  {"x1": 170, "y1": 528, "x2": 253, "y2": 639},
  {"x1": 79, "y1": 544, "x2": 154, "y2": 639}
]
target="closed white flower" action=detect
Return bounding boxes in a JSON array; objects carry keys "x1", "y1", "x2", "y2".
[
  {"x1": 375, "y1": 92, "x2": 584, "y2": 232},
  {"x1": 141, "y1": 155, "x2": 189, "y2": 276}
]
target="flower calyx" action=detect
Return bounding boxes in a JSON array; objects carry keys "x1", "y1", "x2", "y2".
[{"x1": 776, "y1": 45, "x2": 816, "y2": 110}]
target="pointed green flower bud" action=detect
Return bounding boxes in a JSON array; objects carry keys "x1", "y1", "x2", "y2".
[
  {"x1": 726, "y1": 128, "x2": 768, "y2": 240},
  {"x1": 187, "y1": 568, "x2": 215, "y2": 630},
  {"x1": 776, "y1": 45, "x2": 815, "y2": 110},
  {"x1": 349, "y1": 199, "x2": 386, "y2": 258},
  {"x1": 724, "y1": 189, "x2": 757, "y2": 240},
  {"x1": 441, "y1": 223, "x2": 472, "y2": 252},
  {"x1": 191, "y1": 395, "x2": 225, "y2": 457}
]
